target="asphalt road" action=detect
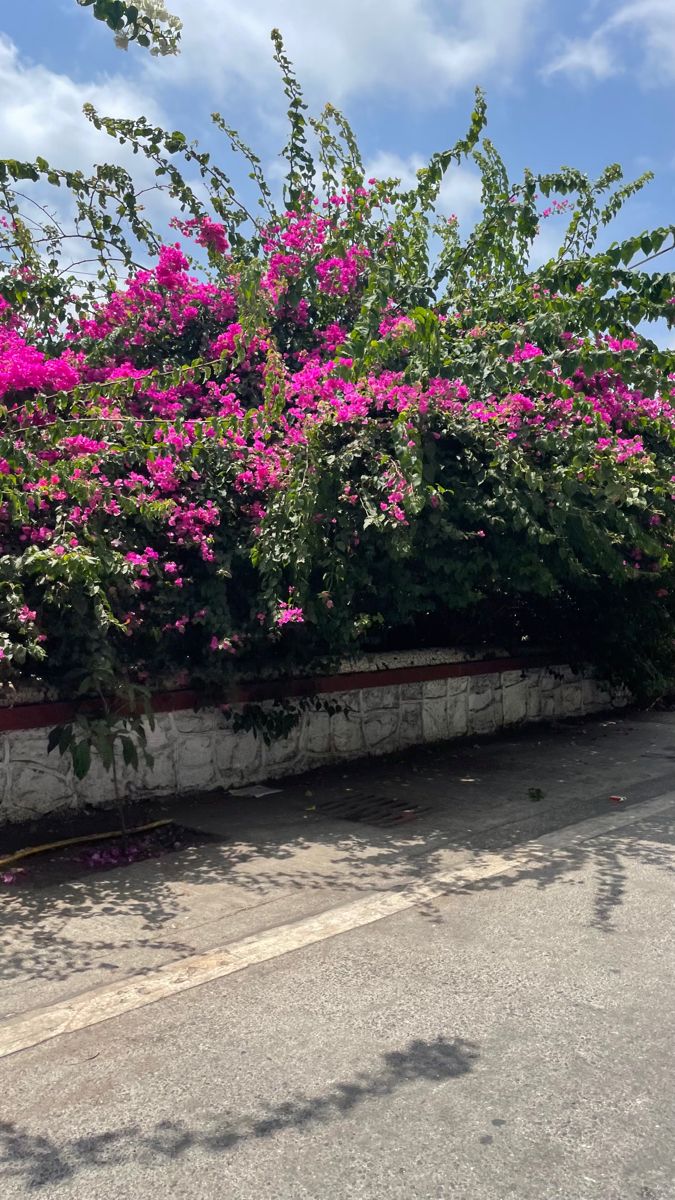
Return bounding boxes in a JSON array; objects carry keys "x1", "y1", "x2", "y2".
[{"x1": 1, "y1": 715, "x2": 675, "y2": 1199}]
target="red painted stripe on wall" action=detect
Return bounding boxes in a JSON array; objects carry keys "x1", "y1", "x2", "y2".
[{"x1": 0, "y1": 654, "x2": 553, "y2": 733}]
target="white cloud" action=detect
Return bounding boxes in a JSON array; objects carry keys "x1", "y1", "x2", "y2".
[
  {"x1": 0, "y1": 36, "x2": 163, "y2": 168},
  {"x1": 543, "y1": 0, "x2": 675, "y2": 86},
  {"x1": 606, "y1": 0, "x2": 675, "y2": 83},
  {"x1": 150, "y1": 0, "x2": 542, "y2": 104},
  {"x1": 364, "y1": 151, "x2": 482, "y2": 224},
  {"x1": 542, "y1": 34, "x2": 618, "y2": 82},
  {"x1": 0, "y1": 36, "x2": 173, "y2": 272}
]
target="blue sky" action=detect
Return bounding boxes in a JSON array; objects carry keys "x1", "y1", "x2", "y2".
[{"x1": 1, "y1": 0, "x2": 673, "y2": 329}]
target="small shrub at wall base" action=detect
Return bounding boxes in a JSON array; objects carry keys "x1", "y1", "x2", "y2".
[
  {"x1": 47, "y1": 674, "x2": 155, "y2": 828},
  {"x1": 1, "y1": 31, "x2": 675, "y2": 782}
]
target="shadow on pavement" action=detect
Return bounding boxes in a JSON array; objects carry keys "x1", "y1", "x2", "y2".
[
  {"x1": 1, "y1": 721, "x2": 675, "y2": 985},
  {"x1": 0, "y1": 1035, "x2": 479, "y2": 1190},
  {"x1": 2, "y1": 810, "x2": 674, "y2": 987}
]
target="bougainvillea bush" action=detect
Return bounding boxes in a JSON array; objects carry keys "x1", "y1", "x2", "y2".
[{"x1": 1, "y1": 31, "x2": 675, "y2": 715}]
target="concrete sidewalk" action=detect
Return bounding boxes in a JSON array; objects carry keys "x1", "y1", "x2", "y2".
[
  {"x1": 2, "y1": 710, "x2": 674, "y2": 1019},
  {"x1": 1, "y1": 711, "x2": 674, "y2": 1197}
]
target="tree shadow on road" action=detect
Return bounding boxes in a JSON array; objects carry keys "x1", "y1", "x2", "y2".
[
  {"x1": 2, "y1": 726, "x2": 675, "y2": 985},
  {"x1": 0, "y1": 1035, "x2": 479, "y2": 1191},
  {"x1": 414, "y1": 817, "x2": 675, "y2": 930}
]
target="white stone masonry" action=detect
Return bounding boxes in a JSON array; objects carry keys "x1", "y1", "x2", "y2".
[{"x1": 0, "y1": 659, "x2": 627, "y2": 824}]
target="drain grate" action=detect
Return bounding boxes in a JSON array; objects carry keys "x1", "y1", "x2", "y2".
[{"x1": 316, "y1": 793, "x2": 432, "y2": 828}]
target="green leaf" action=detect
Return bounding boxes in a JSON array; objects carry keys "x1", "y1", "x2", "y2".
[
  {"x1": 47, "y1": 725, "x2": 64, "y2": 755},
  {"x1": 121, "y1": 736, "x2": 139, "y2": 770},
  {"x1": 71, "y1": 740, "x2": 92, "y2": 780},
  {"x1": 58, "y1": 725, "x2": 73, "y2": 755}
]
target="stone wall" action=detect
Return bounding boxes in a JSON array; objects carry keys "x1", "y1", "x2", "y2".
[{"x1": 0, "y1": 656, "x2": 626, "y2": 825}]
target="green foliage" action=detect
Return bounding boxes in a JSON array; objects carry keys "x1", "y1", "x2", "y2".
[
  {"x1": 76, "y1": 0, "x2": 181, "y2": 55},
  {"x1": 48, "y1": 671, "x2": 155, "y2": 820},
  {"x1": 230, "y1": 696, "x2": 343, "y2": 745},
  {"x1": 1, "y1": 29, "x2": 675, "y2": 799}
]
